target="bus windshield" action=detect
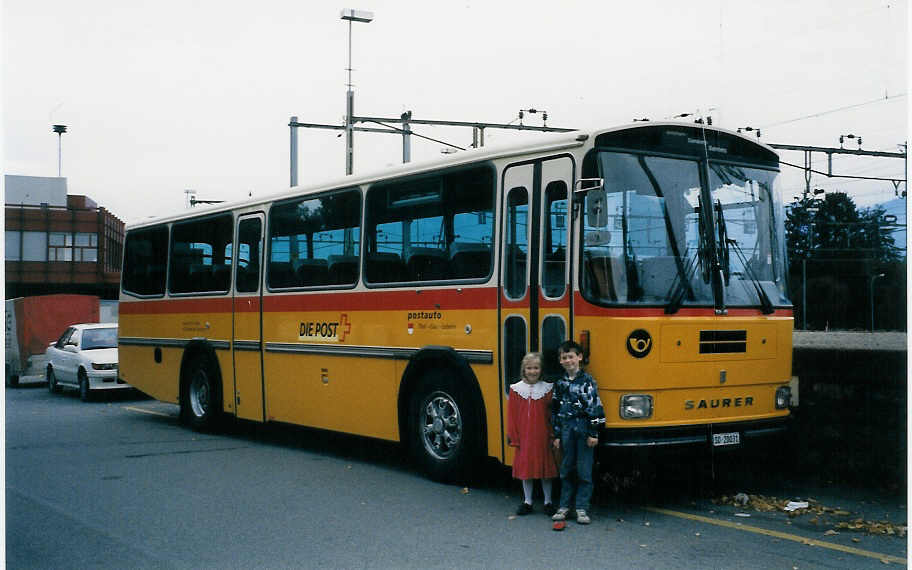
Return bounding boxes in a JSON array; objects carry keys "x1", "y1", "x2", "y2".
[
  {"x1": 582, "y1": 151, "x2": 790, "y2": 309},
  {"x1": 708, "y1": 163, "x2": 790, "y2": 308}
]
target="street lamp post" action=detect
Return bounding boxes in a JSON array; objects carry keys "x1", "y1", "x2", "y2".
[
  {"x1": 340, "y1": 8, "x2": 374, "y2": 176},
  {"x1": 870, "y1": 272, "x2": 885, "y2": 332},
  {"x1": 52, "y1": 124, "x2": 67, "y2": 177}
]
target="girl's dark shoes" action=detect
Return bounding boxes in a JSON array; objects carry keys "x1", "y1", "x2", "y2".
[
  {"x1": 516, "y1": 502, "x2": 533, "y2": 515},
  {"x1": 543, "y1": 503, "x2": 557, "y2": 516}
]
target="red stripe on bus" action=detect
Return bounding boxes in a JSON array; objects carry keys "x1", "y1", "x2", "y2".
[
  {"x1": 263, "y1": 288, "x2": 499, "y2": 312},
  {"x1": 121, "y1": 288, "x2": 500, "y2": 314},
  {"x1": 120, "y1": 297, "x2": 233, "y2": 314},
  {"x1": 572, "y1": 293, "x2": 793, "y2": 318}
]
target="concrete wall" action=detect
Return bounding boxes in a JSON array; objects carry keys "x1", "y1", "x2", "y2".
[{"x1": 791, "y1": 344, "x2": 906, "y2": 491}]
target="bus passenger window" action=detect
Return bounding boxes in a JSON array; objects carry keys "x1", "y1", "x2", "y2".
[
  {"x1": 267, "y1": 188, "x2": 362, "y2": 289},
  {"x1": 122, "y1": 226, "x2": 168, "y2": 297},
  {"x1": 169, "y1": 214, "x2": 233, "y2": 295},
  {"x1": 365, "y1": 165, "x2": 494, "y2": 284}
]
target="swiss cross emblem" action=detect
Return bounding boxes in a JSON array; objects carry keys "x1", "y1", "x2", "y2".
[{"x1": 339, "y1": 314, "x2": 352, "y2": 342}]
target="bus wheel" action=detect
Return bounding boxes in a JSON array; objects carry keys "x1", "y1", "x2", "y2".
[
  {"x1": 181, "y1": 354, "x2": 221, "y2": 431},
  {"x1": 410, "y1": 371, "x2": 479, "y2": 483},
  {"x1": 47, "y1": 366, "x2": 60, "y2": 393}
]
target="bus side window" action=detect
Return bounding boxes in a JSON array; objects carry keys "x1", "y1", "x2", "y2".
[
  {"x1": 267, "y1": 188, "x2": 362, "y2": 289},
  {"x1": 366, "y1": 165, "x2": 494, "y2": 285}
]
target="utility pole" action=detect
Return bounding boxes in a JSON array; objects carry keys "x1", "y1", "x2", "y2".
[{"x1": 768, "y1": 143, "x2": 907, "y2": 200}]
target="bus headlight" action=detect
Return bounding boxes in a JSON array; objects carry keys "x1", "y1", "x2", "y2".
[
  {"x1": 775, "y1": 386, "x2": 791, "y2": 409},
  {"x1": 620, "y1": 394, "x2": 653, "y2": 419}
]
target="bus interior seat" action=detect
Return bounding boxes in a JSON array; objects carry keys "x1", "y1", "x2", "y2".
[
  {"x1": 268, "y1": 261, "x2": 296, "y2": 288},
  {"x1": 366, "y1": 252, "x2": 407, "y2": 283},
  {"x1": 327, "y1": 254, "x2": 359, "y2": 285},
  {"x1": 235, "y1": 265, "x2": 259, "y2": 291},
  {"x1": 211, "y1": 264, "x2": 231, "y2": 291},
  {"x1": 543, "y1": 247, "x2": 566, "y2": 297},
  {"x1": 407, "y1": 247, "x2": 448, "y2": 281},
  {"x1": 639, "y1": 256, "x2": 677, "y2": 300},
  {"x1": 584, "y1": 249, "x2": 621, "y2": 301},
  {"x1": 296, "y1": 258, "x2": 329, "y2": 286},
  {"x1": 504, "y1": 246, "x2": 527, "y2": 294},
  {"x1": 449, "y1": 242, "x2": 492, "y2": 279}
]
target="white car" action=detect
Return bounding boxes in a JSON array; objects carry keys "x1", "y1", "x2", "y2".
[{"x1": 46, "y1": 323, "x2": 128, "y2": 401}]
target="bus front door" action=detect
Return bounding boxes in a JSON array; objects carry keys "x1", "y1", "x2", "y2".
[
  {"x1": 500, "y1": 156, "x2": 574, "y2": 461},
  {"x1": 232, "y1": 214, "x2": 266, "y2": 422}
]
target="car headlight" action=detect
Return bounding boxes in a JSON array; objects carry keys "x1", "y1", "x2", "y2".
[
  {"x1": 620, "y1": 394, "x2": 653, "y2": 419},
  {"x1": 92, "y1": 363, "x2": 117, "y2": 371},
  {"x1": 775, "y1": 386, "x2": 791, "y2": 409}
]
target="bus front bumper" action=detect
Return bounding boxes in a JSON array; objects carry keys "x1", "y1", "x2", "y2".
[{"x1": 598, "y1": 417, "x2": 790, "y2": 450}]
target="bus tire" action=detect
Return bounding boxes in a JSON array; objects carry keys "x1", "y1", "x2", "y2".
[
  {"x1": 180, "y1": 353, "x2": 221, "y2": 431},
  {"x1": 409, "y1": 370, "x2": 480, "y2": 483}
]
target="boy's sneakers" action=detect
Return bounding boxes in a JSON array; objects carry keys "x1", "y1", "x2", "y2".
[
  {"x1": 516, "y1": 502, "x2": 533, "y2": 516},
  {"x1": 576, "y1": 509, "x2": 591, "y2": 524},
  {"x1": 543, "y1": 503, "x2": 557, "y2": 517},
  {"x1": 551, "y1": 507, "x2": 570, "y2": 521}
]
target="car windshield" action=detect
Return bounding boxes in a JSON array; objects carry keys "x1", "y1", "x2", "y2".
[{"x1": 81, "y1": 328, "x2": 118, "y2": 350}]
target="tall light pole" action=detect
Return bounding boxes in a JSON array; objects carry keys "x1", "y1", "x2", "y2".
[
  {"x1": 340, "y1": 8, "x2": 373, "y2": 176},
  {"x1": 870, "y1": 272, "x2": 885, "y2": 332},
  {"x1": 52, "y1": 124, "x2": 67, "y2": 177}
]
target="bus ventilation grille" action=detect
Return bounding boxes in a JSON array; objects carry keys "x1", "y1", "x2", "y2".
[{"x1": 699, "y1": 330, "x2": 747, "y2": 354}]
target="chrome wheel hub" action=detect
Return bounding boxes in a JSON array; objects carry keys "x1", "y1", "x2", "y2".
[
  {"x1": 190, "y1": 372, "x2": 210, "y2": 418},
  {"x1": 420, "y1": 391, "x2": 462, "y2": 460}
]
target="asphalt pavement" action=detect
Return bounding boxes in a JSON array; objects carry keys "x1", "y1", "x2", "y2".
[{"x1": 5, "y1": 382, "x2": 907, "y2": 569}]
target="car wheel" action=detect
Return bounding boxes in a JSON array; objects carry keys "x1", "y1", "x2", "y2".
[
  {"x1": 180, "y1": 353, "x2": 222, "y2": 431},
  {"x1": 47, "y1": 367, "x2": 60, "y2": 393},
  {"x1": 79, "y1": 371, "x2": 91, "y2": 402},
  {"x1": 409, "y1": 369, "x2": 481, "y2": 483}
]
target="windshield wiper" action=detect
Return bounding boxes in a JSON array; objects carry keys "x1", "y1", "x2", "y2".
[
  {"x1": 665, "y1": 247, "x2": 700, "y2": 314},
  {"x1": 713, "y1": 199, "x2": 773, "y2": 314},
  {"x1": 726, "y1": 238, "x2": 775, "y2": 314}
]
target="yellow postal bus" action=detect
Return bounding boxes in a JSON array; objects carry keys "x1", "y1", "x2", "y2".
[{"x1": 118, "y1": 122, "x2": 792, "y2": 481}]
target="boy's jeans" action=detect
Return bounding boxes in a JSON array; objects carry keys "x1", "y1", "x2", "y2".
[{"x1": 558, "y1": 428, "x2": 594, "y2": 511}]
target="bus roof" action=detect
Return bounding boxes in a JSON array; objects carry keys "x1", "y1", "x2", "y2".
[{"x1": 125, "y1": 122, "x2": 776, "y2": 230}]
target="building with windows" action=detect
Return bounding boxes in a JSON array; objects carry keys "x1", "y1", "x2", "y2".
[{"x1": 5, "y1": 175, "x2": 124, "y2": 299}]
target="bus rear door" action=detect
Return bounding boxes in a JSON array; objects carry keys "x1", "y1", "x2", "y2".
[{"x1": 232, "y1": 214, "x2": 266, "y2": 421}]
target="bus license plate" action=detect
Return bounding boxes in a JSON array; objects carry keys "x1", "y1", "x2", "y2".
[{"x1": 712, "y1": 432, "x2": 740, "y2": 446}]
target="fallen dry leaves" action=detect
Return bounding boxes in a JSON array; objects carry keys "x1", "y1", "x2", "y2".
[{"x1": 712, "y1": 494, "x2": 907, "y2": 538}]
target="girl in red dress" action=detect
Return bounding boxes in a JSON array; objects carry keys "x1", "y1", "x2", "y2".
[{"x1": 507, "y1": 352, "x2": 558, "y2": 516}]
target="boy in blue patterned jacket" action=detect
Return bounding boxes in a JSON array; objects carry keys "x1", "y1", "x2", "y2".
[{"x1": 551, "y1": 340, "x2": 604, "y2": 525}]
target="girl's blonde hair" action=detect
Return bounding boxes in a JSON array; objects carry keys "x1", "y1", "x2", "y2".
[{"x1": 520, "y1": 352, "x2": 543, "y2": 380}]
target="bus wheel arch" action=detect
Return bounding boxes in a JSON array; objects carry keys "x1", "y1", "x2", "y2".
[
  {"x1": 179, "y1": 342, "x2": 223, "y2": 431},
  {"x1": 399, "y1": 347, "x2": 487, "y2": 483}
]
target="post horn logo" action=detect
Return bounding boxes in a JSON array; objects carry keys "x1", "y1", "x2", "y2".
[{"x1": 626, "y1": 329, "x2": 652, "y2": 358}]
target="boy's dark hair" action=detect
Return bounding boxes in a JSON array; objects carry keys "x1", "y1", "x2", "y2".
[{"x1": 558, "y1": 340, "x2": 583, "y2": 355}]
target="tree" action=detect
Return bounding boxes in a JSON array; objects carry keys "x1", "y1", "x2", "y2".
[
  {"x1": 786, "y1": 192, "x2": 900, "y2": 266},
  {"x1": 786, "y1": 191, "x2": 905, "y2": 330}
]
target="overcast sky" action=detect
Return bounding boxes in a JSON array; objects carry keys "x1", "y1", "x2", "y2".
[{"x1": 3, "y1": 0, "x2": 908, "y2": 223}]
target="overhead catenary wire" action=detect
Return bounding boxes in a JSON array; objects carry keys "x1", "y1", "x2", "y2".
[{"x1": 759, "y1": 93, "x2": 906, "y2": 130}]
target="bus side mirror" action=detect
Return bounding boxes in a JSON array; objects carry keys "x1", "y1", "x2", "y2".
[
  {"x1": 573, "y1": 178, "x2": 607, "y2": 227},
  {"x1": 586, "y1": 189, "x2": 608, "y2": 227}
]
